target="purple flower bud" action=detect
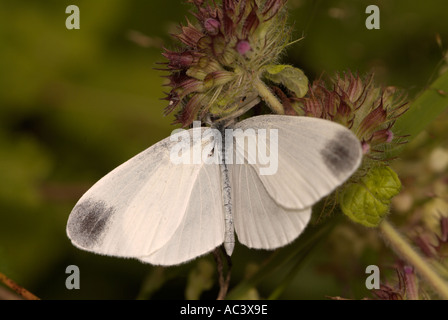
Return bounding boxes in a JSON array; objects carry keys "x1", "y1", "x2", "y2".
[
  {"x1": 358, "y1": 105, "x2": 387, "y2": 138},
  {"x1": 236, "y1": 40, "x2": 251, "y2": 55},
  {"x1": 386, "y1": 130, "x2": 394, "y2": 143},
  {"x1": 415, "y1": 235, "x2": 437, "y2": 258},
  {"x1": 362, "y1": 141, "x2": 370, "y2": 154},
  {"x1": 204, "y1": 18, "x2": 220, "y2": 35},
  {"x1": 175, "y1": 22, "x2": 204, "y2": 47},
  {"x1": 403, "y1": 265, "x2": 413, "y2": 275},
  {"x1": 162, "y1": 50, "x2": 195, "y2": 69},
  {"x1": 192, "y1": 0, "x2": 204, "y2": 6},
  {"x1": 403, "y1": 265, "x2": 418, "y2": 300},
  {"x1": 371, "y1": 128, "x2": 394, "y2": 144},
  {"x1": 262, "y1": 0, "x2": 286, "y2": 21}
]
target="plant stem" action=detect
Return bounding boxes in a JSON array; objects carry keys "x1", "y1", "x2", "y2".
[
  {"x1": 253, "y1": 78, "x2": 285, "y2": 115},
  {"x1": 0, "y1": 271, "x2": 40, "y2": 300},
  {"x1": 379, "y1": 220, "x2": 448, "y2": 299},
  {"x1": 213, "y1": 247, "x2": 232, "y2": 300}
]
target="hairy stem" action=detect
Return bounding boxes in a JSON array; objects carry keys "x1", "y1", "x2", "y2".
[
  {"x1": 253, "y1": 78, "x2": 285, "y2": 114},
  {"x1": 379, "y1": 220, "x2": 448, "y2": 299}
]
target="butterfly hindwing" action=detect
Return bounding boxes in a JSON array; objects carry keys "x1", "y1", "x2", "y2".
[
  {"x1": 139, "y1": 163, "x2": 225, "y2": 265},
  {"x1": 230, "y1": 162, "x2": 312, "y2": 250}
]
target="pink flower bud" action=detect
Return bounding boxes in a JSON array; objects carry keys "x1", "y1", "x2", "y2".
[
  {"x1": 204, "y1": 18, "x2": 220, "y2": 35},
  {"x1": 236, "y1": 40, "x2": 251, "y2": 55},
  {"x1": 371, "y1": 128, "x2": 394, "y2": 144},
  {"x1": 362, "y1": 141, "x2": 370, "y2": 154}
]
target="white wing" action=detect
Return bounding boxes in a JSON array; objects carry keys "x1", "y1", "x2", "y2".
[
  {"x1": 231, "y1": 162, "x2": 311, "y2": 249},
  {"x1": 233, "y1": 115, "x2": 362, "y2": 210},
  {"x1": 67, "y1": 127, "x2": 225, "y2": 265}
]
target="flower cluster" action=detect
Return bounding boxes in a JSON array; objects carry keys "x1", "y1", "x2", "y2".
[
  {"x1": 415, "y1": 216, "x2": 448, "y2": 259},
  {"x1": 297, "y1": 72, "x2": 409, "y2": 163},
  {"x1": 372, "y1": 264, "x2": 418, "y2": 300},
  {"x1": 162, "y1": 0, "x2": 290, "y2": 127},
  {"x1": 293, "y1": 73, "x2": 409, "y2": 227}
]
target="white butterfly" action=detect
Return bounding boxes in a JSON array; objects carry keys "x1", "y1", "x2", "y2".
[{"x1": 67, "y1": 115, "x2": 362, "y2": 266}]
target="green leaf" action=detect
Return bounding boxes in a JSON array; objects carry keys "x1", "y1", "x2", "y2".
[
  {"x1": 339, "y1": 166, "x2": 401, "y2": 227},
  {"x1": 263, "y1": 65, "x2": 309, "y2": 98}
]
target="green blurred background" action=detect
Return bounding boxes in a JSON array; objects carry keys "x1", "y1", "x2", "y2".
[{"x1": 1, "y1": 0, "x2": 447, "y2": 299}]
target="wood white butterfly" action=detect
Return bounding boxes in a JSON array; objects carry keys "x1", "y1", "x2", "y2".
[{"x1": 67, "y1": 115, "x2": 362, "y2": 266}]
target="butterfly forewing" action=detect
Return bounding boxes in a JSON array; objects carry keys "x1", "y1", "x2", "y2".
[
  {"x1": 234, "y1": 115, "x2": 363, "y2": 210},
  {"x1": 67, "y1": 127, "x2": 225, "y2": 262}
]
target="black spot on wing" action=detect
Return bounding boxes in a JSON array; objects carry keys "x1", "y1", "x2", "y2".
[
  {"x1": 320, "y1": 130, "x2": 361, "y2": 178},
  {"x1": 67, "y1": 199, "x2": 115, "y2": 249}
]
